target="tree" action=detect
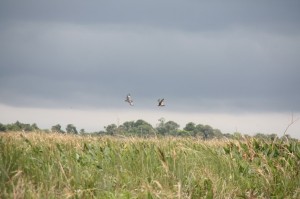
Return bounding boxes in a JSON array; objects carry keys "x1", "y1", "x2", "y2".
[
  {"x1": 31, "y1": 123, "x2": 39, "y2": 131},
  {"x1": 212, "y1": 129, "x2": 223, "y2": 138},
  {"x1": 156, "y1": 118, "x2": 166, "y2": 135},
  {"x1": 5, "y1": 121, "x2": 38, "y2": 132},
  {"x1": 233, "y1": 132, "x2": 243, "y2": 140},
  {"x1": 7, "y1": 121, "x2": 22, "y2": 131},
  {"x1": 104, "y1": 124, "x2": 117, "y2": 135},
  {"x1": 80, "y1": 129, "x2": 85, "y2": 134},
  {"x1": 269, "y1": 133, "x2": 277, "y2": 141},
  {"x1": 182, "y1": 122, "x2": 197, "y2": 136},
  {"x1": 164, "y1": 121, "x2": 180, "y2": 135},
  {"x1": 194, "y1": 124, "x2": 205, "y2": 137},
  {"x1": 133, "y1": 120, "x2": 154, "y2": 136},
  {"x1": 123, "y1": 121, "x2": 135, "y2": 132},
  {"x1": 254, "y1": 133, "x2": 268, "y2": 140},
  {"x1": 176, "y1": 130, "x2": 190, "y2": 136},
  {"x1": 51, "y1": 124, "x2": 63, "y2": 133},
  {"x1": 66, "y1": 124, "x2": 78, "y2": 134},
  {"x1": 0, "y1": 123, "x2": 7, "y2": 132},
  {"x1": 158, "y1": 118, "x2": 165, "y2": 124},
  {"x1": 184, "y1": 122, "x2": 196, "y2": 132},
  {"x1": 202, "y1": 125, "x2": 217, "y2": 139},
  {"x1": 23, "y1": 123, "x2": 32, "y2": 131},
  {"x1": 134, "y1": 119, "x2": 152, "y2": 128},
  {"x1": 155, "y1": 119, "x2": 181, "y2": 136},
  {"x1": 223, "y1": 133, "x2": 234, "y2": 139}
]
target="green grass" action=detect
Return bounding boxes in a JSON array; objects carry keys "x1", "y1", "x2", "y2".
[{"x1": 0, "y1": 132, "x2": 299, "y2": 198}]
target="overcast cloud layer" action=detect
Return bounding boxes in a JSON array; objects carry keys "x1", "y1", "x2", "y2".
[{"x1": 1, "y1": 0, "x2": 300, "y2": 134}]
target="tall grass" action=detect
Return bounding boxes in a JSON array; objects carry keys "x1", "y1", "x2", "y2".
[{"x1": 0, "y1": 132, "x2": 299, "y2": 198}]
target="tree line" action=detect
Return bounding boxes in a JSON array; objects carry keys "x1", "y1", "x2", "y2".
[
  {"x1": 0, "y1": 120, "x2": 297, "y2": 141},
  {"x1": 103, "y1": 118, "x2": 224, "y2": 139}
]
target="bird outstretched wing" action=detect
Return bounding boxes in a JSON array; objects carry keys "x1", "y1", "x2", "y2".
[
  {"x1": 158, "y1": 98, "x2": 165, "y2": 106},
  {"x1": 125, "y1": 94, "x2": 134, "y2": 106}
]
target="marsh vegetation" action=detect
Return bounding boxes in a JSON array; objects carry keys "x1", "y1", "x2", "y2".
[{"x1": 1, "y1": 132, "x2": 299, "y2": 198}]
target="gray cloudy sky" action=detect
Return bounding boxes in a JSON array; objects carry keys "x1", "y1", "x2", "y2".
[{"x1": 1, "y1": 1, "x2": 300, "y2": 136}]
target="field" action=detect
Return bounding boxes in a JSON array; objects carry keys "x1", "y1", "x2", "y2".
[{"x1": 0, "y1": 132, "x2": 299, "y2": 198}]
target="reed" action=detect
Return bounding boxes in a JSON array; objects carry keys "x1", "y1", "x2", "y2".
[{"x1": 0, "y1": 132, "x2": 299, "y2": 198}]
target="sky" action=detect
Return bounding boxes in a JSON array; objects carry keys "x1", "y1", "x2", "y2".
[{"x1": 0, "y1": 0, "x2": 300, "y2": 137}]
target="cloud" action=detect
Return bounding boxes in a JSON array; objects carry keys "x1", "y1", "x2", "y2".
[
  {"x1": 1, "y1": 21, "x2": 300, "y2": 112},
  {"x1": 1, "y1": 1, "x2": 300, "y2": 33},
  {"x1": 0, "y1": 0, "x2": 300, "y2": 113}
]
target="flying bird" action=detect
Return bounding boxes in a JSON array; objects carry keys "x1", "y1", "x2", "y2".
[
  {"x1": 158, "y1": 98, "x2": 165, "y2": 107},
  {"x1": 125, "y1": 94, "x2": 134, "y2": 106}
]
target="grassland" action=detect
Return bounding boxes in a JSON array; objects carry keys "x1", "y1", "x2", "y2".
[{"x1": 0, "y1": 132, "x2": 299, "y2": 198}]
